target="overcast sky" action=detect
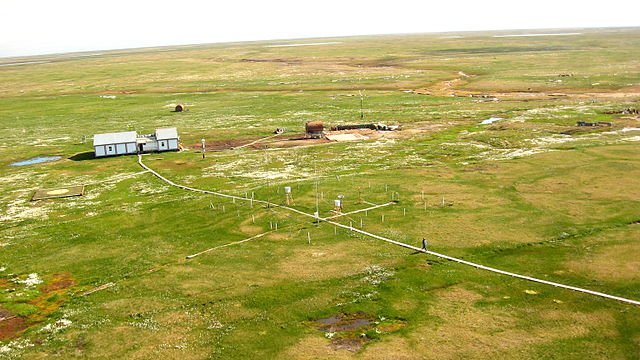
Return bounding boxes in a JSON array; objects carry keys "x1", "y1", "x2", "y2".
[{"x1": 1, "y1": 0, "x2": 639, "y2": 58}]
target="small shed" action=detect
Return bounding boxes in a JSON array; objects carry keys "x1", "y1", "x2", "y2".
[
  {"x1": 93, "y1": 131, "x2": 137, "y2": 157},
  {"x1": 155, "y1": 127, "x2": 180, "y2": 151},
  {"x1": 305, "y1": 121, "x2": 324, "y2": 139}
]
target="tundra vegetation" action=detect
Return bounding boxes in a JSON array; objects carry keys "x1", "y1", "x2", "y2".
[{"x1": 0, "y1": 28, "x2": 639, "y2": 359}]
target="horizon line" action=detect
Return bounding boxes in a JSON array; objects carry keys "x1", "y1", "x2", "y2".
[{"x1": 1, "y1": 25, "x2": 638, "y2": 60}]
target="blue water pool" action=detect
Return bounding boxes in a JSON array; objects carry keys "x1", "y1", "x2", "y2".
[{"x1": 10, "y1": 156, "x2": 62, "y2": 166}]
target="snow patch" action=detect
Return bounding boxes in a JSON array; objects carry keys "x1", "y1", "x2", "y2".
[
  {"x1": 480, "y1": 117, "x2": 503, "y2": 125},
  {"x1": 13, "y1": 273, "x2": 43, "y2": 287}
]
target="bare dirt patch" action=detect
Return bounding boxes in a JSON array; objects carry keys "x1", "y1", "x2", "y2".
[
  {"x1": 259, "y1": 136, "x2": 331, "y2": 149},
  {"x1": 188, "y1": 135, "x2": 331, "y2": 151},
  {"x1": 41, "y1": 273, "x2": 75, "y2": 293},
  {"x1": 186, "y1": 137, "x2": 262, "y2": 151},
  {"x1": 0, "y1": 273, "x2": 76, "y2": 340},
  {"x1": 309, "y1": 312, "x2": 406, "y2": 352},
  {"x1": 0, "y1": 313, "x2": 27, "y2": 340}
]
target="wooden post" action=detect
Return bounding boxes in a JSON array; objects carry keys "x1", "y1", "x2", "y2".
[
  {"x1": 381, "y1": 214, "x2": 385, "y2": 223},
  {"x1": 252, "y1": 215, "x2": 255, "y2": 224},
  {"x1": 307, "y1": 232, "x2": 311, "y2": 245},
  {"x1": 403, "y1": 208, "x2": 406, "y2": 216}
]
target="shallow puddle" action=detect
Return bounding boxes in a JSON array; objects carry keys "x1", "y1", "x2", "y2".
[
  {"x1": 317, "y1": 314, "x2": 372, "y2": 331},
  {"x1": 10, "y1": 156, "x2": 62, "y2": 166},
  {"x1": 480, "y1": 117, "x2": 503, "y2": 125}
]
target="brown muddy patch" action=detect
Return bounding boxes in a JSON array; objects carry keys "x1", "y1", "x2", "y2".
[
  {"x1": 0, "y1": 273, "x2": 76, "y2": 340},
  {"x1": 187, "y1": 137, "x2": 260, "y2": 151},
  {"x1": 41, "y1": 273, "x2": 75, "y2": 293},
  {"x1": 309, "y1": 313, "x2": 406, "y2": 352},
  {"x1": 187, "y1": 134, "x2": 330, "y2": 151},
  {"x1": 0, "y1": 312, "x2": 28, "y2": 340}
]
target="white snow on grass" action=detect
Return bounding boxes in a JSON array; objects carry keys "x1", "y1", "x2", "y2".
[
  {"x1": 478, "y1": 148, "x2": 552, "y2": 161},
  {"x1": 41, "y1": 318, "x2": 73, "y2": 333},
  {"x1": 236, "y1": 164, "x2": 311, "y2": 180},
  {"x1": 13, "y1": 273, "x2": 43, "y2": 287},
  {"x1": 0, "y1": 339, "x2": 34, "y2": 355},
  {"x1": 0, "y1": 196, "x2": 50, "y2": 223}
]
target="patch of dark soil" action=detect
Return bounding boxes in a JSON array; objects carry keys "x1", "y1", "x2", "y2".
[
  {"x1": 311, "y1": 313, "x2": 407, "y2": 352},
  {"x1": 256, "y1": 137, "x2": 331, "y2": 149},
  {"x1": 41, "y1": 273, "x2": 75, "y2": 293},
  {"x1": 188, "y1": 135, "x2": 331, "y2": 151},
  {"x1": 186, "y1": 137, "x2": 262, "y2": 151},
  {"x1": 0, "y1": 274, "x2": 76, "y2": 340},
  {"x1": 0, "y1": 309, "x2": 27, "y2": 340}
]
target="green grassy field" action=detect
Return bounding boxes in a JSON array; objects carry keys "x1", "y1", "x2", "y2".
[{"x1": 1, "y1": 28, "x2": 639, "y2": 359}]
